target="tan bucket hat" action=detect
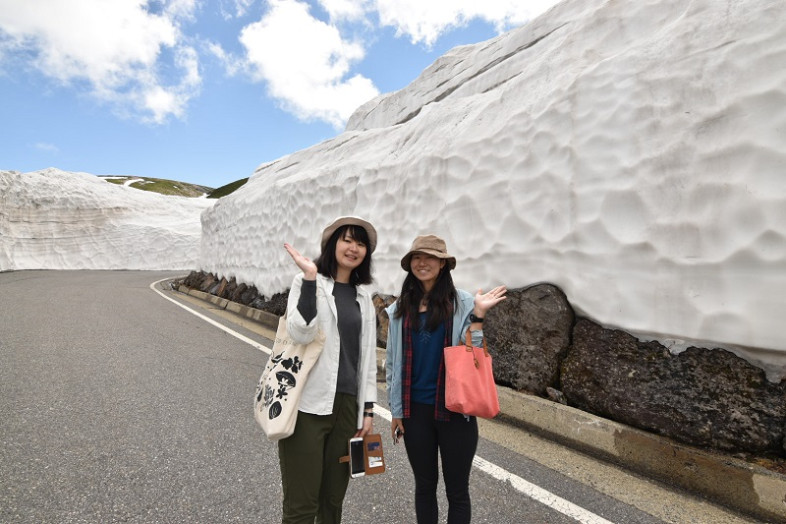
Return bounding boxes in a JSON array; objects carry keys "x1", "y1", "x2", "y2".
[
  {"x1": 321, "y1": 216, "x2": 377, "y2": 253},
  {"x1": 400, "y1": 234, "x2": 456, "y2": 271}
]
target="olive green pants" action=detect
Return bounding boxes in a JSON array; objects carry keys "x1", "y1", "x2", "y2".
[{"x1": 278, "y1": 393, "x2": 358, "y2": 524}]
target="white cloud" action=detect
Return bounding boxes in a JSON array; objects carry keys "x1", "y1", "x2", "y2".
[
  {"x1": 239, "y1": 0, "x2": 379, "y2": 128},
  {"x1": 165, "y1": 0, "x2": 199, "y2": 21},
  {"x1": 232, "y1": 0, "x2": 559, "y2": 127},
  {"x1": 34, "y1": 142, "x2": 59, "y2": 153},
  {"x1": 0, "y1": 0, "x2": 560, "y2": 128},
  {"x1": 141, "y1": 46, "x2": 201, "y2": 122},
  {"x1": 206, "y1": 41, "x2": 245, "y2": 76},
  {"x1": 373, "y1": 0, "x2": 557, "y2": 46},
  {"x1": 317, "y1": 0, "x2": 373, "y2": 22},
  {"x1": 219, "y1": 0, "x2": 256, "y2": 19},
  {"x1": 0, "y1": 0, "x2": 201, "y2": 124}
]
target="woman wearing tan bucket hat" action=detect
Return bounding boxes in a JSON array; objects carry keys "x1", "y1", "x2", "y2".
[
  {"x1": 279, "y1": 216, "x2": 379, "y2": 524},
  {"x1": 385, "y1": 234, "x2": 506, "y2": 524}
]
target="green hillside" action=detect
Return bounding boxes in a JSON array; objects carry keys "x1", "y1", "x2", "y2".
[
  {"x1": 207, "y1": 178, "x2": 248, "y2": 199},
  {"x1": 101, "y1": 176, "x2": 214, "y2": 198}
]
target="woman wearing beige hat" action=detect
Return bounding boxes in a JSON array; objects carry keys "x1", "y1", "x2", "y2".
[
  {"x1": 385, "y1": 234, "x2": 506, "y2": 524},
  {"x1": 279, "y1": 216, "x2": 378, "y2": 524}
]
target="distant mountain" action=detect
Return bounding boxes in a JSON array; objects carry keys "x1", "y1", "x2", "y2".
[{"x1": 99, "y1": 175, "x2": 214, "y2": 198}]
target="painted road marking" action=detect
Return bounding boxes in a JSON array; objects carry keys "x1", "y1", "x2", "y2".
[{"x1": 150, "y1": 278, "x2": 270, "y2": 353}]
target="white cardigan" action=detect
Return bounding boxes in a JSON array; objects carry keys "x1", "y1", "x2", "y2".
[{"x1": 285, "y1": 273, "x2": 378, "y2": 429}]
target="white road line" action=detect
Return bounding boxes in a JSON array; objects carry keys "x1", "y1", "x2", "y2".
[
  {"x1": 472, "y1": 457, "x2": 615, "y2": 524},
  {"x1": 149, "y1": 278, "x2": 271, "y2": 354},
  {"x1": 371, "y1": 403, "x2": 614, "y2": 524},
  {"x1": 151, "y1": 278, "x2": 615, "y2": 524}
]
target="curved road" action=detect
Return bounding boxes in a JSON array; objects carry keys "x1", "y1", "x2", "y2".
[{"x1": 0, "y1": 271, "x2": 758, "y2": 523}]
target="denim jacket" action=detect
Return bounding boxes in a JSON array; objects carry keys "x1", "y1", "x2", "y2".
[{"x1": 385, "y1": 288, "x2": 482, "y2": 419}]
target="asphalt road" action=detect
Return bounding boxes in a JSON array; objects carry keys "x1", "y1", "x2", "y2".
[{"x1": 0, "y1": 271, "x2": 760, "y2": 523}]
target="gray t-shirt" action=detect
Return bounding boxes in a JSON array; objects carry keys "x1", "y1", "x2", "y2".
[
  {"x1": 297, "y1": 279, "x2": 361, "y2": 396},
  {"x1": 332, "y1": 282, "x2": 361, "y2": 396}
]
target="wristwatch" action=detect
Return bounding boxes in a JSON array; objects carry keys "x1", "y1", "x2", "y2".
[
  {"x1": 363, "y1": 411, "x2": 374, "y2": 418},
  {"x1": 469, "y1": 313, "x2": 484, "y2": 323}
]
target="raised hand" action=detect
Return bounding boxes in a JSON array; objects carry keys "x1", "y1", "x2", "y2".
[
  {"x1": 284, "y1": 243, "x2": 317, "y2": 280},
  {"x1": 474, "y1": 285, "x2": 507, "y2": 317}
]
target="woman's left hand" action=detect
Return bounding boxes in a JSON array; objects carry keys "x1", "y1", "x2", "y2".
[
  {"x1": 354, "y1": 414, "x2": 374, "y2": 438},
  {"x1": 474, "y1": 285, "x2": 507, "y2": 316}
]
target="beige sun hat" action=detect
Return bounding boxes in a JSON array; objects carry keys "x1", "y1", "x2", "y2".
[
  {"x1": 400, "y1": 234, "x2": 456, "y2": 271},
  {"x1": 321, "y1": 216, "x2": 378, "y2": 253}
]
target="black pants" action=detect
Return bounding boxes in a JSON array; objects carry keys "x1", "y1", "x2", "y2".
[{"x1": 403, "y1": 402, "x2": 479, "y2": 524}]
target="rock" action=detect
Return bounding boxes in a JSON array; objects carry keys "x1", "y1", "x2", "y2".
[
  {"x1": 248, "y1": 296, "x2": 266, "y2": 310},
  {"x1": 230, "y1": 282, "x2": 248, "y2": 303},
  {"x1": 238, "y1": 285, "x2": 258, "y2": 306},
  {"x1": 562, "y1": 319, "x2": 786, "y2": 456},
  {"x1": 178, "y1": 271, "x2": 287, "y2": 314},
  {"x1": 181, "y1": 271, "x2": 203, "y2": 288},
  {"x1": 259, "y1": 291, "x2": 288, "y2": 316},
  {"x1": 175, "y1": 271, "x2": 786, "y2": 459},
  {"x1": 546, "y1": 387, "x2": 567, "y2": 405},
  {"x1": 215, "y1": 277, "x2": 228, "y2": 297},
  {"x1": 199, "y1": 273, "x2": 216, "y2": 292},
  {"x1": 483, "y1": 284, "x2": 574, "y2": 395},
  {"x1": 223, "y1": 277, "x2": 237, "y2": 299}
]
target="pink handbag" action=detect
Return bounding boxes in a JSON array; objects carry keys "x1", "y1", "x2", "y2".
[{"x1": 444, "y1": 328, "x2": 500, "y2": 418}]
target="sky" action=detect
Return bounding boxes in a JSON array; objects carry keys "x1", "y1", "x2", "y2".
[{"x1": 0, "y1": 0, "x2": 560, "y2": 189}]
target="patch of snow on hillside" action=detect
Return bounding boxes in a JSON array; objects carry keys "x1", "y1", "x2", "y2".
[{"x1": 0, "y1": 169, "x2": 213, "y2": 271}]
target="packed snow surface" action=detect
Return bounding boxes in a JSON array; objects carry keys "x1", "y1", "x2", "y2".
[
  {"x1": 0, "y1": 169, "x2": 213, "y2": 271},
  {"x1": 200, "y1": 0, "x2": 786, "y2": 380}
]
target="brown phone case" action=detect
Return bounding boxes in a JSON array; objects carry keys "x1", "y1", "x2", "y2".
[
  {"x1": 339, "y1": 433, "x2": 385, "y2": 476},
  {"x1": 362, "y1": 433, "x2": 385, "y2": 475}
]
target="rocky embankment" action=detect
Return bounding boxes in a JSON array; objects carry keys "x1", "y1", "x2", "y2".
[{"x1": 178, "y1": 271, "x2": 786, "y2": 468}]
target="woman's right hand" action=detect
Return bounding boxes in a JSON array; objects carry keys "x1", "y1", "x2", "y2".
[
  {"x1": 391, "y1": 418, "x2": 404, "y2": 444},
  {"x1": 284, "y1": 243, "x2": 317, "y2": 280}
]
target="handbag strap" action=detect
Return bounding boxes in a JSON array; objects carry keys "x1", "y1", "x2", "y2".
[
  {"x1": 463, "y1": 327, "x2": 489, "y2": 369},
  {"x1": 463, "y1": 327, "x2": 488, "y2": 355}
]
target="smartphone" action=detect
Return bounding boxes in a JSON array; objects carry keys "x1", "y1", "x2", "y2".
[
  {"x1": 394, "y1": 427, "x2": 402, "y2": 444},
  {"x1": 349, "y1": 437, "x2": 365, "y2": 478}
]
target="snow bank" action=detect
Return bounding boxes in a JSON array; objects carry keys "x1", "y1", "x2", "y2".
[
  {"x1": 0, "y1": 168, "x2": 213, "y2": 271},
  {"x1": 199, "y1": 0, "x2": 786, "y2": 379}
]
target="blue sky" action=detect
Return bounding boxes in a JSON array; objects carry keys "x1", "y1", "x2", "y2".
[{"x1": 0, "y1": 0, "x2": 559, "y2": 189}]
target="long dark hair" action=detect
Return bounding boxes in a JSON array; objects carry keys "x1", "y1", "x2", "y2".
[
  {"x1": 315, "y1": 225, "x2": 373, "y2": 285},
  {"x1": 394, "y1": 264, "x2": 456, "y2": 331}
]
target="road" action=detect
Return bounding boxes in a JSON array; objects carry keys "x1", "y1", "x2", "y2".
[{"x1": 0, "y1": 271, "x2": 760, "y2": 523}]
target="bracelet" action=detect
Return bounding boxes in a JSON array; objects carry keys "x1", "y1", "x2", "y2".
[{"x1": 363, "y1": 411, "x2": 374, "y2": 418}]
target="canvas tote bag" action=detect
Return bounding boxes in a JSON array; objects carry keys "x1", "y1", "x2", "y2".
[
  {"x1": 443, "y1": 328, "x2": 500, "y2": 418},
  {"x1": 254, "y1": 315, "x2": 325, "y2": 440}
]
